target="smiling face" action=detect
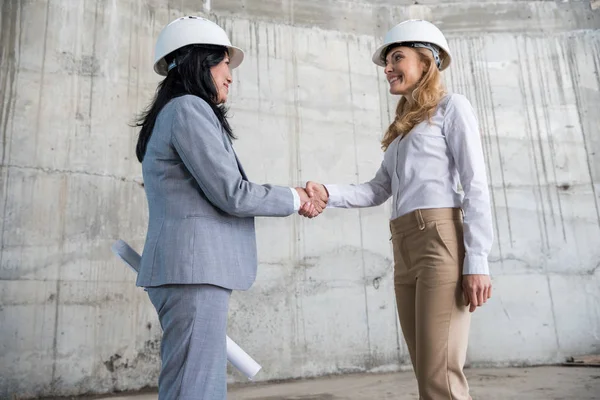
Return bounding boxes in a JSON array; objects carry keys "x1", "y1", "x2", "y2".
[
  {"x1": 210, "y1": 53, "x2": 232, "y2": 104},
  {"x1": 383, "y1": 46, "x2": 427, "y2": 96}
]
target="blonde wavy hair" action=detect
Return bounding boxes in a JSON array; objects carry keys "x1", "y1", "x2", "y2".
[{"x1": 381, "y1": 47, "x2": 446, "y2": 151}]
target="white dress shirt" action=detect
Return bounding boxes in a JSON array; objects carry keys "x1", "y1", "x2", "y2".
[
  {"x1": 290, "y1": 188, "x2": 300, "y2": 211},
  {"x1": 325, "y1": 94, "x2": 493, "y2": 275}
]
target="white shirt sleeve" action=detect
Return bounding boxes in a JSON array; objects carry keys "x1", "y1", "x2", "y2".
[
  {"x1": 324, "y1": 161, "x2": 392, "y2": 209},
  {"x1": 443, "y1": 94, "x2": 494, "y2": 275},
  {"x1": 289, "y1": 187, "x2": 300, "y2": 212}
]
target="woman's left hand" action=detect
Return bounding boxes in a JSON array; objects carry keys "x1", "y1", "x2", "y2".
[{"x1": 462, "y1": 274, "x2": 492, "y2": 313}]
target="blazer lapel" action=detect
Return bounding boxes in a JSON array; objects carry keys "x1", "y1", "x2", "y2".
[
  {"x1": 223, "y1": 132, "x2": 248, "y2": 181},
  {"x1": 233, "y1": 150, "x2": 248, "y2": 181}
]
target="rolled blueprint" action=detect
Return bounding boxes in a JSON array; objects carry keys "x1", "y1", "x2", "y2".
[
  {"x1": 226, "y1": 336, "x2": 262, "y2": 379},
  {"x1": 111, "y1": 239, "x2": 262, "y2": 380}
]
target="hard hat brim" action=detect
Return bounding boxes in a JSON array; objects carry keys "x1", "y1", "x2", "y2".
[
  {"x1": 372, "y1": 42, "x2": 451, "y2": 71},
  {"x1": 154, "y1": 45, "x2": 245, "y2": 76}
]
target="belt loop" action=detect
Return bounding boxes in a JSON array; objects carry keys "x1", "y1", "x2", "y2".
[{"x1": 416, "y1": 209, "x2": 425, "y2": 230}]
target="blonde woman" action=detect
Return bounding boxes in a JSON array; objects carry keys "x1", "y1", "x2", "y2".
[{"x1": 304, "y1": 20, "x2": 493, "y2": 399}]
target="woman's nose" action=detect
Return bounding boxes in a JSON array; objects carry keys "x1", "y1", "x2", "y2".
[{"x1": 384, "y1": 62, "x2": 393, "y2": 75}]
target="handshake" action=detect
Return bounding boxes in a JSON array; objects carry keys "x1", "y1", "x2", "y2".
[{"x1": 294, "y1": 181, "x2": 328, "y2": 218}]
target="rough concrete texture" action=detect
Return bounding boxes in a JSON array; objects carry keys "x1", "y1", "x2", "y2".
[
  {"x1": 79, "y1": 367, "x2": 600, "y2": 400},
  {"x1": 1, "y1": 0, "x2": 599, "y2": 398}
]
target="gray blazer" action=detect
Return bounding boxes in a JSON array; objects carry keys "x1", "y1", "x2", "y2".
[{"x1": 137, "y1": 95, "x2": 294, "y2": 290}]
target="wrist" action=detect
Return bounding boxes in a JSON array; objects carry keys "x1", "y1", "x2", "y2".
[
  {"x1": 295, "y1": 187, "x2": 308, "y2": 202},
  {"x1": 322, "y1": 184, "x2": 329, "y2": 199}
]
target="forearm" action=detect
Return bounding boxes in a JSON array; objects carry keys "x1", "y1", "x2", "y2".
[{"x1": 325, "y1": 182, "x2": 391, "y2": 208}]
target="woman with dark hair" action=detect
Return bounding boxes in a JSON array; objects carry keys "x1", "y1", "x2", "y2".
[{"x1": 134, "y1": 16, "x2": 324, "y2": 399}]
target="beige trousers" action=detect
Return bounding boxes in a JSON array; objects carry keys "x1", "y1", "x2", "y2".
[{"x1": 391, "y1": 208, "x2": 471, "y2": 400}]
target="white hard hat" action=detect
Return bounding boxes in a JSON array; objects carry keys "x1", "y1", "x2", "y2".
[
  {"x1": 153, "y1": 16, "x2": 244, "y2": 76},
  {"x1": 372, "y1": 20, "x2": 452, "y2": 71}
]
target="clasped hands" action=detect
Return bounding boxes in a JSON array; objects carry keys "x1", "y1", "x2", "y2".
[{"x1": 295, "y1": 181, "x2": 328, "y2": 218}]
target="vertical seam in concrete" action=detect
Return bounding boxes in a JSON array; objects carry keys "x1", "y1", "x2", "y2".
[
  {"x1": 289, "y1": 26, "x2": 307, "y2": 367},
  {"x1": 544, "y1": 272, "x2": 561, "y2": 357},
  {"x1": 126, "y1": 1, "x2": 133, "y2": 100},
  {"x1": 34, "y1": 0, "x2": 51, "y2": 166},
  {"x1": 86, "y1": 0, "x2": 101, "y2": 374},
  {"x1": 51, "y1": 175, "x2": 70, "y2": 392},
  {"x1": 593, "y1": 38, "x2": 600, "y2": 117},
  {"x1": 126, "y1": 0, "x2": 135, "y2": 157},
  {"x1": 527, "y1": 39, "x2": 553, "y2": 250},
  {"x1": 532, "y1": 38, "x2": 557, "y2": 229},
  {"x1": 0, "y1": 1, "x2": 16, "y2": 166},
  {"x1": 133, "y1": 0, "x2": 142, "y2": 156},
  {"x1": 254, "y1": 22, "x2": 261, "y2": 111},
  {"x1": 446, "y1": 42, "x2": 455, "y2": 94},
  {"x1": 0, "y1": 0, "x2": 21, "y2": 272},
  {"x1": 535, "y1": 37, "x2": 567, "y2": 241},
  {"x1": 69, "y1": 1, "x2": 82, "y2": 168},
  {"x1": 467, "y1": 37, "x2": 504, "y2": 260},
  {"x1": 87, "y1": 0, "x2": 100, "y2": 137},
  {"x1": 480, "y1": 37, "x2": 514, "y2": 247},
  {"x1": 516, "y1": 37, "x2": 547, "y2": 253},
  {"x1": 36, "y1": 0, "x2": 57, "y2": 390},
  {"x1": 50, "y1": 276, "x2": 61, "y2": 391},
  {"x1": 346, "y1": 40, "x2": 372, "y2": 364}
]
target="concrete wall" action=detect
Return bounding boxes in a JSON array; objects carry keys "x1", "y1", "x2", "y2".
[{"x1": 1, "y1": 0, "x2": 599, "y2": 397}]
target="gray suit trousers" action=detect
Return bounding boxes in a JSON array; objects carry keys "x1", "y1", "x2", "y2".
[{"x1": 147, "y1": 284, "x2": 232, "y2": 400}]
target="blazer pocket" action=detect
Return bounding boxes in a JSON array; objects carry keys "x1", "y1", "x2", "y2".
[{"x1": 192, "y1": 216, "x2": 239, "y2": 269}]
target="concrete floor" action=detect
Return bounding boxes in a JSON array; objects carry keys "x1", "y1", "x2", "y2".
[{"x1": 82, "y1": 366, "x2": 599, "y2": 400}]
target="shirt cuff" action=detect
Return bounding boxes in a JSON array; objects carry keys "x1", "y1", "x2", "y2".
[
  {"x1": 463, "y1": 254, "x2": 490, "y2": 275},
  {"x1": 289, "y1": 187, "x2": 300, "y2": 212},
  {"x1": 323, "y1": 184, "x2": 341, "y2": 208}
]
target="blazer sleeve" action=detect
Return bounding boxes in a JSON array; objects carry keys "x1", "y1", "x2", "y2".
[{"x1": 170, "y1": 95, "x2": 295, "y2": 218}]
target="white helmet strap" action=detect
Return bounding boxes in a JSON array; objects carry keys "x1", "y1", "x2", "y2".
[{"x1": 387, "y1": 41, "x2": 442, "y2": 70}]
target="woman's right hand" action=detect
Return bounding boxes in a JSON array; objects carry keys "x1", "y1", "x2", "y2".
[
  {"x1": 296, "y1": 187, "x2": 326, "y2": 218},
  {"x1": 305, "y1": 181, "x2": 329, "y2": 204}
]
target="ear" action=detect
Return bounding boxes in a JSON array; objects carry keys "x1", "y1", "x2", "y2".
[{"x1": 420, "y1": 58, "x2": 430, "y2": 76}]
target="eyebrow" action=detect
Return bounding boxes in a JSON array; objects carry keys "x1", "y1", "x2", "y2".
[{"x1": 387, "y1": 50, "x2": 403, "y2": 61}]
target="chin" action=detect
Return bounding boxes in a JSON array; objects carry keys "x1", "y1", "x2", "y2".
[{"x1": 388, "y1": 83, "x2": 404, "y2": 96}]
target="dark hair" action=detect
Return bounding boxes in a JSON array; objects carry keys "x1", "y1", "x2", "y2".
[{"x1": 134, "y1": 44, "x2": 235, "y2": 162}]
